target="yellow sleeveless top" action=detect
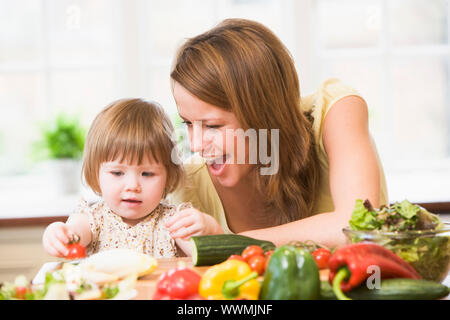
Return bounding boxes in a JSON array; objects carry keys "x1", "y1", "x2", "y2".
[{"x1": 167, "y1": 78, "x2": 389, "y2": 234}]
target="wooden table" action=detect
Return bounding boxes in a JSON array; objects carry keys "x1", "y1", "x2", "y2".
[
  {"x1": 34, "y1": 257, "x2": 448, "y2": 300},
  {"x1": 134, "y1": 257, "x2": 330, "y2": 300}
]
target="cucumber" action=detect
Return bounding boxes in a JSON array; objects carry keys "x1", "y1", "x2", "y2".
[
  {"x1": 190, "y1": 234, "x2": 276, "y2": 266},
  {"x1": 320, "y1": 278, "x2": 450, "y2": 300},
  {"x1": 320, "y1": 281, "x2": 338, "y2": 300}
]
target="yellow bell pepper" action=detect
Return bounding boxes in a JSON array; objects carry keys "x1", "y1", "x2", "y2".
[{"x1": 198, "y1": 259, "x2": 260, "y2": 300}]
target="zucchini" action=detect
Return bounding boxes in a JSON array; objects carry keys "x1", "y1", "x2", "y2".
[
  {"x1": 320, "y1": 281, "x2": 337, "y2": 300},
  {"x1": 190, "y1": 234, "x2": 276, "y2": 266},
  {"x1": 320, "y1": 278, "x2": 449, "y2": 300}
]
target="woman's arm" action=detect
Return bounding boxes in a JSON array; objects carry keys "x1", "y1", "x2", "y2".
[{"x1": 240, "y1": 95, "x2": 382, "y2": 248}]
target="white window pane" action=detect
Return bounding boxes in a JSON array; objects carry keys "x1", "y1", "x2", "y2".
[
  {"x1": 218, "y1": 0, "x2": 284, "y2": 37},
  {"x1": 47, "y1": 0, "x2": 119, "y2": 66},
  {"x1": 50, "y1": 69, "x2": 118, "y2": 126},
  {"x1": 391, "y1": 58, "x2": 448, "y2": 162},
  {"x1": 0, "y1": 72, "x2": 45, "y2": 175},
  {"x1": 389, "y1": 0, "x2": 448, "y2": 46},
  {"x1": 320, "y1": 59, "x2": 385, "y2": 133},
  {"x1": 143, "y1": 64, "x2": 191, "y2": 157},
  {"x1": 144, "y1": 65, "x2": 177, "y2": 117},
  {"x1": 145, "y1": 0, "x2": 216, "y2": 59},
  {"x1": 317, "y1": 0, "x2": 382, "y2": 49},
  {"x1": 0, "y1": 0, "x2": 43, "y2": 66}
]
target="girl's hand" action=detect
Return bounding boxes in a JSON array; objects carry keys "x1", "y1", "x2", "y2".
[
  {"x1": 165, "y1": 207, "x2": 223, "y2": 240},
  {"x1": 42, "y1": 222, "x2": 75, "y2": 257}
]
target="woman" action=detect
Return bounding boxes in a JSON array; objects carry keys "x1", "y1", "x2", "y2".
[{"x1": 165, "y1": 18, "x2": 388, "y2": 248}]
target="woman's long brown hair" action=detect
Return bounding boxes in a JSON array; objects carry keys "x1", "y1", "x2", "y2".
[{"x1": 171, "y1": 18, "x2": 321, "y2": 224}]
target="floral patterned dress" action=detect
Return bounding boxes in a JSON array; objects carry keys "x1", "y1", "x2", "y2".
[{"x1": 68, "y1": 198, "x2": 192, "y2": 258}]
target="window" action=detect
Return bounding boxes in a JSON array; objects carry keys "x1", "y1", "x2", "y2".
[
  {"x1": 1, "y1": 0, "x2": 448, "y2": 219},
  {"x1": 311, "y1": 0, "x2": 450, "y2": 202},
  {"x1": 0, "y1": 0, "x2": 295, "y2": 217},
  {"x1": 139, "y1": 0, "x2": 295, "y2": 117},
  {"x1": 0, "y1": 0, "x2": 126, "y2": 217},
  {"x1": 0, "y1": 0, "x2": 123, "y2": 176}
]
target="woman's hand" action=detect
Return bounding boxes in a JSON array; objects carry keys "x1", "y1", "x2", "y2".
[
  {"x1": 165, "y1": 207, "x2": 224, "y2": 240},
  {"x1": 42, "y1": 222, "x2": 75, "y2": 257}
]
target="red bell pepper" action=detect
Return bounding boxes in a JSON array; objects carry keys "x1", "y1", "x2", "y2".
[
  {"x1": 328, "y1": 243, "x2": 421, "y2": 300},
  {"x1": 153, "y1": 267, "x2": 203, "y2": 300}
]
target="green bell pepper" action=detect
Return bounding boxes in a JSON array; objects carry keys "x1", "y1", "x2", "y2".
[{"x1": 259, "y1": 245, "x2": 320, "y2": 300}]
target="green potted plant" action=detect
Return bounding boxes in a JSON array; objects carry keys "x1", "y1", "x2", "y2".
[{"x1": 33, "y1": 113, "x2": 86, "y2": 194}]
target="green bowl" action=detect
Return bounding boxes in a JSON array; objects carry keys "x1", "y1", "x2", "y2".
[{"x1": 342, "y1": 223, "x2": 450, "y2": 282}]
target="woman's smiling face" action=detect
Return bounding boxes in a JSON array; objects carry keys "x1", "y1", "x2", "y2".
[{"x1": 173, "y1": 82, "x2": 254, "y2": 188}]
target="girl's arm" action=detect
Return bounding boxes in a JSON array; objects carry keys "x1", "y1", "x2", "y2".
[
  {"x1": 240, "y1": 95, "x2": 381, "y2": 248},
  {"x1": 43, "y1": 214, "x2": 92, "y2": 257},
  {"x1": 174, "y1": 238, "x2": 192, "y2": 256}
]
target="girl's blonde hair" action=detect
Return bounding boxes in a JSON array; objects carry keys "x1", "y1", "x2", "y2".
[
  {"x1": 82, "y1": 98, "x2": 184, "y2": 197},
  {"x1": 170, "y1": 18, "x2": 321, "y2": 224}
]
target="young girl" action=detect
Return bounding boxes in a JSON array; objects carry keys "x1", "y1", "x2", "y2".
[{"x1": 42, "y1": 98, "x2": 223, "y2": 258}]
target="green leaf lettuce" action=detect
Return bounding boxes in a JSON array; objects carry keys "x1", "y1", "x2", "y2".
[{"x1": 349, "y1": 199, "x2": 381, "y2": 230}]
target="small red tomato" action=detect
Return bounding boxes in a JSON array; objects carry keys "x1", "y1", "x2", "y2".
[
  {"x1": 14, "y1": 286, "x2": 28, "y2": 299},
  {"x1": 264, "y1": 250, "x2": 274, "y2": 270},
  {"x1": 153, "y1": 267, "x2": 202, "y2": 300},
  {"x1": 227, "y1": 255, "x2": 246, "y2": 262},
  {"x1": 264, "y1": 250, "x2": 273, "y2": 270},
  {"x1": 312, "y1": 248, "x2": 331, "y2": 269},
  {"x1": 264, "y1": 250, "x2": 274, "y2": 258},
  {"x1": 66, "y1": 234, "x2": 86, "y2": 260},
  {"x1": 241, "y1": 245, "x2": 264, "y2": 262},
  {"x1": 248, "y1": 255, "x2": 266, "y2": 275}
]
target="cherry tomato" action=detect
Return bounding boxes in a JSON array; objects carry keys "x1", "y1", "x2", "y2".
[
  {"x1": 241, "y1": 245, "x2": 264, "y2": 262},
  {"x1": 248, "y1": 255, "x2": 266, "y2": 275},
  {"x1": 14, "y1": 286, "x2": 28, "y2": 299},
  {"x1": 66, "y1": 243, "x2": 86, "y2": 259},
  {"x1": 264, "y1": 250, "x2": 274, "y2": 270},
  {"x1": 264, "y1": 250, "x2": 274, "y2": 258},
  {"x1": 312, "y1": 248, "x2": 331, "y2": 269},
  {"x1": 66, "y1": 234, "x2": 86, "y2": 259},
  {"x1": 227, "y1": 255, "x2": 246, "y2": 262}
]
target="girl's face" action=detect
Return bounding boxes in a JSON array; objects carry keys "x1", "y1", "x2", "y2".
[
  {"x1": 173, "y1": 82, "x2": 254, "y2": 188},
  {"x1": 98, "y1": 157, "x2": 167, "y2": 224}
]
